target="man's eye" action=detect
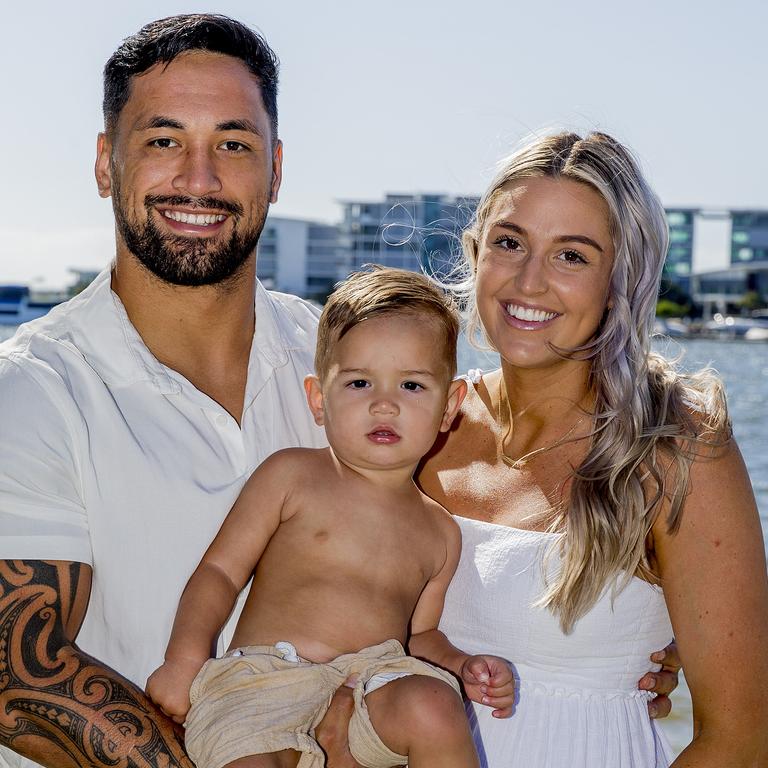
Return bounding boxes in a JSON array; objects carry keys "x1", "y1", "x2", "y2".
[
  {"x1": 221, "y1": 140, "x2": 247, "y2": 152},
  {"x1": 149, "y1": 138, "x2": 178, "y2": 149},
  {"x1": 402, "y1": 381, "x2": 424, "y2": 392}
]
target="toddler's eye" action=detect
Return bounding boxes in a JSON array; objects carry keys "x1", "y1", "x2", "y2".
[
  {"x1": 402, "y1": 381, "x2": 424, "y2": 392},
  {"x1": 347, "y1": 379, "x2": 369, "y2": 389}
]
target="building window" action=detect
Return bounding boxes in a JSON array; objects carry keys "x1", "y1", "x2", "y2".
[
  {"x1": 669, "y1": 229, "x2": 691, "y2": 244},
  {"x1": 666, "y1": 211, "x2": 692, "y2": 226}
]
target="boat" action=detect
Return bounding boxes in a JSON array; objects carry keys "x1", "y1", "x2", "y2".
[
  {"x1": 653, "y1": 318, "x2": 690, "y2": 338},
  {"x1": 745, "y1": 326, "x2": 768, "y2": 342},
  {"x1": 0, "y1": 285, "x2": 63, "y2": 324},
  {"x1": 702, "y1": 313, "x2": 768, "y2": 340}
]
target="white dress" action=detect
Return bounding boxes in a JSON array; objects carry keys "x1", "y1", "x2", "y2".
[{"x1": 438, "y1": 516, "x2": 675, "y2": 767}]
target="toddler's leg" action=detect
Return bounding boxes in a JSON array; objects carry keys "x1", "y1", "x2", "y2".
[
  {"x1": 364, "y1": 676, "x2": 479, "y2": 768},
  {"x1": 222, "y1": 749, "x2": 301, "y2": 768}
]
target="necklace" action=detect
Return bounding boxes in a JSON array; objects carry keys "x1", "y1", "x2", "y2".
[{"x1": 497, "y1": 380, "x2": 590, "y2": 469}]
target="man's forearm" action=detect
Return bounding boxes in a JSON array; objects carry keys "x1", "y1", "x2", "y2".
[{"x1": 0, "y1": 560, "x2": 192, "y2": 768}]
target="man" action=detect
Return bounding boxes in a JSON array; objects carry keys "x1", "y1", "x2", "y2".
[
  {"x1": 0, "y1": 13, "x2": 679, "y2": 768},
  {"x1": 0, "y1": 15, "x2": 328, "y2": 768}
]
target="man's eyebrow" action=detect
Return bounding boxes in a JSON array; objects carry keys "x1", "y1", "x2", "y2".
[
  {"x1": 216, "y1": 119, "x2": 263, "y2": 136},
  {"x1": 135, "y1": 116, "x2": 185, "y2": 131},
  {"x1": 490, "y1": 221, "x2": 605, "y2": 253},
  {"x1": 133, "y1": 117, "x2": 263, "y2": 136}
]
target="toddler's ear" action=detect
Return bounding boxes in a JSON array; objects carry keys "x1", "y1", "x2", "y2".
[
  {"x1": 304, "y1": 375, "x2": 325, "y2": 426},
  {"x1": 440, "y1": 378, "x2": 467, "y2": 432}
]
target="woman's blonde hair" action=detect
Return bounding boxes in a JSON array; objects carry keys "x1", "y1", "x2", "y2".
[{"x1": 454, "y1": 131, "x2": 730, "y2": 632}]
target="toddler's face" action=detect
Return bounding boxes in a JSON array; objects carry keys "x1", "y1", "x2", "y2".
[{"x1": 307, "y1": 313, "x2": 462, "y2": 473}]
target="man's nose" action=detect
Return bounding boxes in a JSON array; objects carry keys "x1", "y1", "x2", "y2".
[{"x1": 172, "y1": 146, "x2": 223, "y2": 197}]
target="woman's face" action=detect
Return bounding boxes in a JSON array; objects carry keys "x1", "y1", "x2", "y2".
[{"x1": 474, "y1": 176, "x2": 615, "y2": 372}]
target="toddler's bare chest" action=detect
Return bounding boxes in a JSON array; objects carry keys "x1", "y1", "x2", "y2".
[{"x1": 274, "y1": 502, "x2": 440, "y2": 587}]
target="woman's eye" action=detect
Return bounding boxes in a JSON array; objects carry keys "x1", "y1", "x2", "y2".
[
  {"x1": 558, "y1": 249, "x2": 588, "y2": 265},
  {"x1": 493, "y1": 236, "x2": 521, "y2": 251},
  {"x1": 402, "y1": 381, "x2": 424, "y2": 392}
]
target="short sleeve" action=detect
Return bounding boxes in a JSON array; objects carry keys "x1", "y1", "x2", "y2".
[{"x1": 0, "y1": 358, "x2": 91, "y2": 564}]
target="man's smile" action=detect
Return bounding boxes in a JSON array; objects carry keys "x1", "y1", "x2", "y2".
[
  {"x1": 161, "y1": 210, "x2": 227, "y2": 226},
  {"x1": 147, "y1": 196, "x2": 241, "y2": 237}
]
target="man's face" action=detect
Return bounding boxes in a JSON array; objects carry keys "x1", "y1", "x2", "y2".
[{"x1": 95, "y1": 50, "x2": 282, "y2": 286}]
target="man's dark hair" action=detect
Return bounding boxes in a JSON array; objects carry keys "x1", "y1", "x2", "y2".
[{"x1": 103, "y1": 14, "x2": 279, "y2": 139}]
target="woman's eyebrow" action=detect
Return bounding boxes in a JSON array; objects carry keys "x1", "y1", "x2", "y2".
[
  {"x1": 490, "y1": 221, "x2": 525, "y2": 235},
  {"x1": 553, "y1": 234, "x2": 604, "y2": 253}
]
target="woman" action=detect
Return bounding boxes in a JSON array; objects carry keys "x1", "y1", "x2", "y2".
[{"x1": 415, "y1": 131, "x2": 768, "y2": 766}]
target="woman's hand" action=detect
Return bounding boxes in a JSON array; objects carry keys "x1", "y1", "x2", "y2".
[
  {"x1": 638, "y1": 640, "x2": 681, "y2": 718},
  {"x1": 314, "y1": 680, "x2": 363, "y2": 768},
  {"x1": 460, "y1": 654, "x2": 516, "y2": 718}
]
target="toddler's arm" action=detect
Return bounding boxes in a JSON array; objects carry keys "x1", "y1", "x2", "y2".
[
  {"x1": 408, "y1": 515, "x2": 515, "y2": 718},
  {"x1": 146, "y1": 452, "x2": 294, "y2": 720}
]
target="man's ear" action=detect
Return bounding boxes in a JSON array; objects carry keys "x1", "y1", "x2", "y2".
[
  {"x1": 439, "y1": 378, "x2": 467, "y2": 432},
  {"x1": 269, "y1": 139, "x2": 283, "y2": 203},
  {"x1": 95, "y1": 132, "x2": 113, "y2": 199},
  {"x1": 304, "y1": 374, "x2": 325, "y2": 426}
]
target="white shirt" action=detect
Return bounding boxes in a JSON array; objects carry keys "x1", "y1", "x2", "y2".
[{"x1": 0, "y1": 270, "x2": 326, "y2": 768}]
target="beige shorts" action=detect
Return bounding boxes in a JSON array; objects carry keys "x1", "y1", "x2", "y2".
[{"x1": 184, "y1": 638, "x2": 461, "y2": 768}]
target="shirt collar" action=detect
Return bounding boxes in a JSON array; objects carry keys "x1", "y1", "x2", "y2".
[{"x1": 67, "y1": 269, "x2": 306, "y2": 393}]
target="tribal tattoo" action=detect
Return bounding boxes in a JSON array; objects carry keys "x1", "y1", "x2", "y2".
[{"x1": 0, "y1": 560, "x2": 192, "y2": 768}]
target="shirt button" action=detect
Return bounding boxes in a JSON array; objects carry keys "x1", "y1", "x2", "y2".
[{"x1": 216, "y1": 414, "x2": 228, "y2": 427}]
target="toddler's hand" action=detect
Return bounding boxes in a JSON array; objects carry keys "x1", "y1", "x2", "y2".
[
  {"x1": 146, "y1": 658, "x2": 204, "y2": 724},
  {"x1": 460, "y1": 654, "x2": 515, "y2": 718}
]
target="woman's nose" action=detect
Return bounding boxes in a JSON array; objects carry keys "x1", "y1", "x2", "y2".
[{"x1": 515, "y1": 253, "x2": 548, "y2": 296}]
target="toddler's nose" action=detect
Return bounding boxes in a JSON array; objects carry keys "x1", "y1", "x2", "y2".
[{"x1": 370, "y1": 396, "x2": 399, "y2": 416}]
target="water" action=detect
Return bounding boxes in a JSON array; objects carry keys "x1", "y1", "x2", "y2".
[{"x1": 3, "y1": 323, "x2": 766, "y2": 755}]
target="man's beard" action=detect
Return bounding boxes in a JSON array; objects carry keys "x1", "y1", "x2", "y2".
[{"x1": 112, "y1": 179, "x2": 268, "y2": 287}]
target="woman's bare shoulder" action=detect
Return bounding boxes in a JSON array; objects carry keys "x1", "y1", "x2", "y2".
[{"x1": 422, "y1": 371, "x2": 499, "y2": 468}]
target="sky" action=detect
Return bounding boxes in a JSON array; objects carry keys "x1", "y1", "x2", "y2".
[{"x1": 2, "y1": 0, "x2": 766, "y2": 288}]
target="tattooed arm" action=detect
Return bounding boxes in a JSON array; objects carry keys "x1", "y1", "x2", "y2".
[{"x1": 0, "y1": 560, "x2": 193, "y2": 768}]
